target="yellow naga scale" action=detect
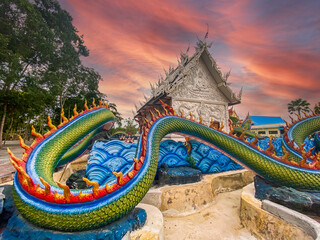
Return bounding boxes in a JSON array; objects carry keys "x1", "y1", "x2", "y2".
[{"x1": 7, "y1": 98, "x2": 320, "y2": 231}]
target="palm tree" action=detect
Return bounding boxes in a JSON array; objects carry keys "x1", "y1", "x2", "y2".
[
  {"x1": 108, "y1": 102, "x2": 123, "y2": 127},
  {"x1": 288, "y1": 98, "x2": 311, "y2": 117},
  {"x1": 314, "y1": 102, "x2": 320, "y2": 114}
]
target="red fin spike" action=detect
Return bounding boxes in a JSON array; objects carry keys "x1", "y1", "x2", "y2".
[
  {"x1": 229, "y1": 126, "x2": 234, "y2": 135},
  {"x1": 113, "y1": 172, "x2": 124, "y2": 185},
  {"x1": 73, "y1": 104, "x2": 78, "y2": 117},
  {"x1": 53, "y1": 191, "x2": 65, "y2": 203},
  {"x1": 83, "y1": 178, "x2": 100, "y2": 198},
  {"x1": 159, "y1": 99, "x2": 165, "y2": 105},
  {"x1": 128, "y1": 171, "x2": 135, "y2": 179},
  {"x1": 92, "y1": 98, "x2": 96, "y2": 108},
  {"x1": 39, "y1": 177, "x2": 51, "y2": 195},
  {"x1": 60, "y1": 109, "x2": 68, "y2": 123},
  {"x1": 163, "y1": 105, "x2": 169, "y2": 115},
  {"x1": 144, "y1": 118, "x2": 151, "y2": 128},
  {"x1": 168, "y1": 106, "x2": 175, "y2": 115},
  {"x1": 105, "y1": 184, "x2": 113, "y2": 194},
  {"x1": 56, "y1": 182, "x2": 71, "y2": 203},
  {"x1": 169, "y1": 106, "x2": 176, "y2": 115},
  {"x1": 299, "y1": 152, "x2": 307, "y2": 167},
  {"x1": 35, "y1": 183, "x2": 45, "y2": 197},
  {"x1": 299, "y1": 142, "x2": 307, "y2": 153},
  {"x1": 48, "y1": 116, "x2": 57, "y2": 130},
  {"x1": 199, "y1": 114, "x2": 203, "y2": 124},
  {"x1": 10, "y1": 159, "x2": 33, "y2": 189},
  {"x1": 7, "y1": 147, "x2": 25, "y2": 164},
  {"x1": 315, "y1": 154, "x2": 320, "y2": 169},
  {"x1": 239, "y1": 129, "x2": 246, "y2": 141},
  {"x1": 288, "y1": 139, "x2": 295, "y2": 148},
  {"x1": 133, "y1": 158, "x2": 141, "y2": 171},
  {"x1": 78, "y1": 190, "x2": 85, "y2": 201},
  {"x1": 209, "y1": 119, "x2": 215, "y2": 129},
  {"x1": 148, "y1": 109, "x2": 156, "y2": 122},
  {"x1": 284, "y1": 120, "x2": 290, "y2": 128},
  {"x1": 31, "y1": 126, "x2": 43, "y2": 139},
  {"x1": 228, "y1": 119, "x2": 234, "y2": 135},
  {"x1": 189, "y1": 112, "x2": 194, "y2": 121},
  {"x1": 250, "y1": 134, "x2": 259, "y2": 147},
  {"x1": 84, "y1": 99, "x2": 89, "y2": 111},
  {"x1": 307, "y1": 146, "x2": 316, "y2": 158},
  {"x1": 159, "y1": 99, "x2": 175, "y2": 115},
  {"x1": 309, "y1": 162, "x2": 317, "y2": 169},
  {"x1": 160, "y1": 103, "x2": 169, "y2": 115},
  {"x1": 289, "y1": 115, "x2": 295, "y2": 124},
  {"x1": 281, "y1": 147, "x2": 289, "y2": 161},
  {"x1": 218, "y1": 122, "x2": 224, "y2": 131},
  {"x1": 152, "y1": 107, "x2": 161, "y2": 118},
  {"x1": 18, "y1": 135, "x2": 29, "y2": 150},
  {"x1": 265, "y1": 138, "x2": 274, "y2": 153},
  {"x1": 290, "y1": 158, "x2": 299, "y2": 167},
  {"x1": 312, "y1": 109, "x2": 317, "y2": 116},
  {"x1": 295, "y1": 113, "x2": 302, "y2": 121}
]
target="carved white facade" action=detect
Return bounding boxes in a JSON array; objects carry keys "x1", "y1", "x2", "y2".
[
  {"x1": 135, "y1": 43, "x2": 241, "y2": 134},
  {"x1": 170, "y1": 58, "x2": 230, "y2": 129}
]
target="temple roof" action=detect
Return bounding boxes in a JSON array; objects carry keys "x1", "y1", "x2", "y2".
[
  {"x1": 136, "y1": 41, "x2": 242, "y2": 115},
  {"x1": 228, "y1": 107, "x2": 240, "y2": 119},
  {"x1": 250, "y1": 116, "x2": 286, "y2": 126}
]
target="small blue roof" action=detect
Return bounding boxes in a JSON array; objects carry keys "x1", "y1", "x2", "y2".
[{"x1": 250, "y1": 116, "x2": 285, "y2": 126}]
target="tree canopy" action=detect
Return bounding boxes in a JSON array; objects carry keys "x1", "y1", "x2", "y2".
[
  {"x1": 314, "y1": 102, "x2": 320, "y2": 115},
  {"x1": 287, "y1": 98, "x2": 311, "y2": 117},
  {"x1": 0, "y1": 0, "x2": 121, "y2": 148},
  {"x1": 110, "y1": 118, "x2": 139, "y2": 136}
]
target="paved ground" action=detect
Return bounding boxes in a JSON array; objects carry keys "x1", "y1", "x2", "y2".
[
  {"x1": 164, "y1": 189, "x2": 256, "y2": 240},
  {"x1": 0, "y1": 141, "x2": 30, "y2": 183}
]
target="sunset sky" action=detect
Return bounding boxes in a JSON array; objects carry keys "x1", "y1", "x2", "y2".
[{"x1": 58, "y1": 0, "x2": 320, "y2": 120}]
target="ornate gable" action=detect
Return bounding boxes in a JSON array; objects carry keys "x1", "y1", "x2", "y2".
[
  {"x1": 135, "y1": 38, "x2": 242, "y2": 133},
  {"x1": 170, "y1": 58, "x2": 229, "y2": 103}
]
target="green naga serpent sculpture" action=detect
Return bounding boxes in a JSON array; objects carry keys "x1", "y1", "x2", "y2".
[{"x1": 7, "y1": 99, "x2": 320, "y2": 231}]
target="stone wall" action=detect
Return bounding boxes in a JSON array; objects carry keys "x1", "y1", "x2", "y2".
[{"x1": 240, "y1": 183, "x2": 313, "y2": 240}]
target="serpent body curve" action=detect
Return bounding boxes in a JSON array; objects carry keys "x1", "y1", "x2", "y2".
[{"x1": 8, "y1": 101, "x2": 320, "y2": 231}]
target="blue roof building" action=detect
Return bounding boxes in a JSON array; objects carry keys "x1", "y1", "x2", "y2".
[
  {"x1": 250, "y1": 116, "x2": 285, "y2": 126},
  {"x1": 249, "y1": 116, "x2": 286, "y2": 137}
]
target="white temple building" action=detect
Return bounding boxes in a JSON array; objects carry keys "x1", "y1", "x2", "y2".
[{"x1": 135, "y1": 39, "x2": 242, "y2": 134}]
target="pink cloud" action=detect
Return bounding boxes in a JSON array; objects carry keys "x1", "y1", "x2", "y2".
[{"x1": 59, "y1": 0, "x2": 320, "y2": 119}]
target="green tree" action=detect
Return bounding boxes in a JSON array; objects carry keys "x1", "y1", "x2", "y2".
[
  {"x1": 288, "y1": 98, "x2": 311, "y2": 117},
  {"x1": 110, "y1": 117, "x2": 139, "y2": 136},
  {"x1": 108, "y1": 102, "x2": 123, "y2": 128},
  {"x1": 314, "y1": 102, "x2": 320, "y2": 115},
  {"x1": 0, "y1": 0, "x2": 103, "y2": 148},
  {"x1": 123, "y1": 118, "x2": 139, "y2": 136}
]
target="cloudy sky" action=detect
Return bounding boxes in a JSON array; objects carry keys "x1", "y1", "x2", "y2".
[{"x1": 58, "y1": 0, "x2": 320, "y2": 120}]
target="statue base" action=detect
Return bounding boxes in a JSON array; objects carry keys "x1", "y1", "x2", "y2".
[
  {"x1": 156, "y1": 165, "x2": 202, "y2": 187},
  {"x1": 254, "y1": 175, "x2": 320, "y2": 216},
  {"x1": 1, "y1": 208, "x2": 146, "y2": 240}
]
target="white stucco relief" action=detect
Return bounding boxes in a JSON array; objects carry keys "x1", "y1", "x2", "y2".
[
  {"x1": 169, "y1": 59, "x2": 230, "y2": 132},
  {"x1": 170, "y1": 60, "x2": 227, "y2": 103},
  {"x1": 172, "y1": 100, "x2": 228, "y2": 131}
]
